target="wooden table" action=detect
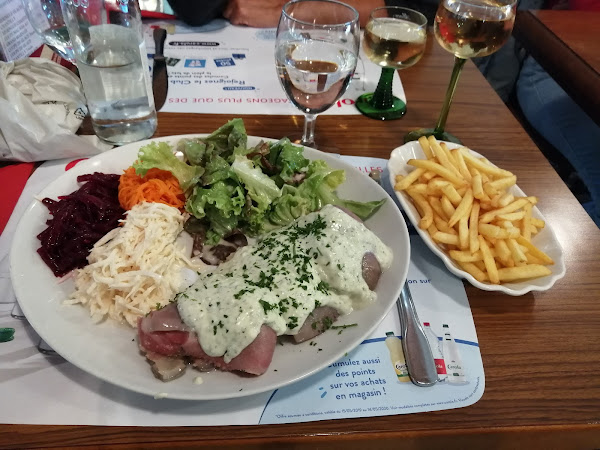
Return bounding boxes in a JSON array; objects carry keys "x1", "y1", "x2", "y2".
[
  {"x1": 513, "y1": 10, "x2": 600, "y2": 127},
  {"x1": 3, "y1": 36, "x2": 600, "y2": 449}
]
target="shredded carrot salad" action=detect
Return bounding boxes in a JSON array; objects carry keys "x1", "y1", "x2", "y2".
[{"x1": 118, "y1": 167, "x2": 186, "y2": 210}]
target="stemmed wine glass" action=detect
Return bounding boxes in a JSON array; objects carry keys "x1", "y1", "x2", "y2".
[
  {"x1": 275, "y1": 0, "x2": 360, "y2": 148},
  {"x1": 21, "y1": 0, "x2": 75, "y2": 63},
  {"x1": 356, "y1": 7, "x2": 427, "y2": 121},
  {"x1": 405, "y1": 0, "x2": 517, "y2": 143}
]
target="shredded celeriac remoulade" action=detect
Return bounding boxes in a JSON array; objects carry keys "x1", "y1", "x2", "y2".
[{"x1": 66, "y1": 202, "x2": 203, "y2": 327}]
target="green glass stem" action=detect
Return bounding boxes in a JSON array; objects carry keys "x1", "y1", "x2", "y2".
[
  {"x1": 434, "y1": 56, "x2": 467, "y2": 135},
  {"x1": 371, "y1": 67, "x2": 396, "y2": 110}
]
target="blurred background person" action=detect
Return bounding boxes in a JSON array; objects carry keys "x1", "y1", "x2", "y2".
[{"x1": 167, "y1": 0, "x2": 439, "y2": 28}]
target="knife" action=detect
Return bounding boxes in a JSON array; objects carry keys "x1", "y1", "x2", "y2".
[
  {"x1": 397, "y1": 282, "x2": 438, "y2": 387},
  {"x1": 152, "y1": 27, "x2": 168, "y2": 111}
]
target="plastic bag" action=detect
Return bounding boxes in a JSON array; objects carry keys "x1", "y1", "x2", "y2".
[{"x1": 0, "y1": 58, "x2": 111, "y2": 162}]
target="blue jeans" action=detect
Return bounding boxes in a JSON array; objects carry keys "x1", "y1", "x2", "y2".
[{"x1": 516, "y1": 56, "x2": 600, "y2": 228}]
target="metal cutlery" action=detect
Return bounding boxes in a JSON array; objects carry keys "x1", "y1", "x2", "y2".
[{"x1": 397, "y1": 283, "x2": 438, "y2": 386}]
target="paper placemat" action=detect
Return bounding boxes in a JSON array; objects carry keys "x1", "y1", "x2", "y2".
[
  {"x1": 142, "y1": 20, "x2": 405, "y2": 115},
  {"x1": 0, "y1": 156, "x2": 484, "y2": 426}
]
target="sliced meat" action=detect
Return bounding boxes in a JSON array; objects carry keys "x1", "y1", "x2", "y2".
[
  {"x1": 293, "y1": 306, "x2": 340, "y2": 343},
  {"x1": 140, "y1": 303, "x2": 190, "y2": 333},
  {"x1": 182, "y1": 325, "x2": 277, "y2": 376},
  {"x1": 138, "y1": 307, "x2": 277, "y2": 377},
  {"x1": 362, "y1": 252, "x2": 381, "y2": 291}
]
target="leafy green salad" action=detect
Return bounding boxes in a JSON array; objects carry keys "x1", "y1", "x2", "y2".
[{"x1": 133, "y1": 118, "x2": 384, "y2": 244}]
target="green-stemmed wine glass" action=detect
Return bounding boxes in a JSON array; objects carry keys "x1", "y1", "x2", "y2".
[
  {"x1": 356, "y1": 7, "x2": 427, "y2": 120},
  {"x1": 405, "y1": 0, "x2": 517, "y2": 143}
]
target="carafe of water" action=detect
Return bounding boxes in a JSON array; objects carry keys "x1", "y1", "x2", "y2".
[{"x1": 61, "y1": 0, "x2": 157, "y2": 145}]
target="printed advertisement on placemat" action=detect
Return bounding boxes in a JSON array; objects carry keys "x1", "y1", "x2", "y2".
[{"x1": 142, "y1": 20, "x2": 405, "y2": 115}]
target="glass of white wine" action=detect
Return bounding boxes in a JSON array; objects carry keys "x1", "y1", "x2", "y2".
[
  {"x1": 21, "y1": 0, "x2": 75, "y2": 63},
  {"x1": 275, "y1": 0, "x2": 360, "y2": 147},
  {"x1": 405, "y1": 0, "x2": 517, "y2": 143},
  {"x1": 356, "y1": 7, "x2": 427, "y2": 121}
]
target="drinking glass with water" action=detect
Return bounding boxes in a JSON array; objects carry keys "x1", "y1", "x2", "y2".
[
  {"x1": 22, "y1": 0, "x2": 75, "y2": 62},
  {"x1": 61, "y1": 0, "x2": 157, "y2": 145}
]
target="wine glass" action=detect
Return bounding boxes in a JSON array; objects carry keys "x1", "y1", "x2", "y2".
[
  {"x1": 405, "y1": 0, "x2": 517, "y2": 143},
  {"x1": 275, "y1": 0, "x2": 360, "y2": 147},
  {"x1": 21, "y1": 0, "x2": 75, "y2": 63},
  {"x1": 356, "y1": 7, "x2": 427, "y2": 121}
]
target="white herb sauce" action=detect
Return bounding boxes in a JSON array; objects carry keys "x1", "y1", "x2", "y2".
[{"x1": 177, "y1": 205, "x2": 393, "y2": 362}]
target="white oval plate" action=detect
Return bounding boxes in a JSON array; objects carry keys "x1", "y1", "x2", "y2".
[
  {"x1": 388, "y1": 140, "x2": 565, "y2": 296},
  {"x1": 10, "y1": 135, "x2": 410, "y2": 400}
]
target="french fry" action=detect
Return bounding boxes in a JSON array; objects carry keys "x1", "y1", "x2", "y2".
[
  {"x1": 494, "y1": 239, "x2": 512, "y2": 265},
  {"x1": 459, "y1": 216, "x2": 469, "y2": 249},
  {"x1": 459, "y1": 148, "x2": 514, "y2": 178},
  {"x1": 469, "y1": 202, "x2": 480, "y2": 253},
  {"x1": 433, "y1": 231, "x2": 460, "y2": 246},
  {"x1": 522, "y1": 202, "x2": 533, "y2": 241},
  {"x1": 497, "y1": 265, "x2": 552, "y2": 282},
  {"x1": 448, "y1": 188, "x2": 474, "y2": 228},
  {"x1": 428, "y1": 137, "x2": 462, "y2": 178},
  {"x1": 479, "y1": 198, "x2": 530, "y2": 223},
  {"x1": 441, "y1": 195, "x2": 456, "y2": 219},
  {"x1": 429, "y1": 196, "x2": 447, "y2": 219},
  {"x1": 407, "y1": 183, "x2": 428, "y2": 195},
  {"x1": 498, "y1": 192, "x2": 515, "y2": 208},
  {"x1": 395, "y1": 168, "x2": 426, "y2": 191},
  {"x1": 441, "y1": 184, "x2": 462, "y2": 206},
  {"x1": 427, "y1": 178, "x2": 450, "y2": 196},
  {"x1": 472, "y1": 173, "x2": 484, "y2": 199},
  {"x1": 452, "y1": 148, "x2": 472, "y2": 182},
  {"x1": 458, "y1": 261, "x2": 488, "y2": 282},
  {"x1": 433, "y1": 213, "x2": 454, "y2": 234},
  {"x1": 489, "y1": 175, "x2": 517, "y2": 191},
  {"x1": 516, "y1": 236, "x2": 554, "y2": 265},
  {"x1": 531, "y1": 217, "x2": 545, "y2": 229},
  {"x1": 418, "y1": 136, "x2": 434, "y2": 159},
  {"x1": 478, "y1": 235, "x2": 499, "y2": 284},
  {"x1": 479, "y1": 223, "x2": 520, "y2": 239},
  {"x1": 497, "y1": 211, "x2": 525, "y2": 221},
  {"x1": 507, "y1": 238, "x2": 527, "y2": 263},
  {"x1": 407, "y1": 159, "x2": 466, "y2": 187},
  {"x1": 449, "y1": 250, "x2": 483, "y2": 262},
  {"x1": 407, "y1": 190, "x2": 433, "y2": 230}
]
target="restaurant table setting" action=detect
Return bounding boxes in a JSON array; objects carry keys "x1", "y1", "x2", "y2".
[
  {"x1": 0, "y1": 151, "x2": 484, "y2": 425},
  {"x1": 2, "y1": 0, "x2": 600, "y2": 447}
]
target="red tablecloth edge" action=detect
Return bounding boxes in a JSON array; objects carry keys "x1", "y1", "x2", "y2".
[{"x1": 0, "y1": 163, "x2": 35, "y2": 235}]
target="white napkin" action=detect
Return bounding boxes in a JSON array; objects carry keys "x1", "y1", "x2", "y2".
[{"x1": 0, "y1": 58, "x2": 111, "y2": 162}]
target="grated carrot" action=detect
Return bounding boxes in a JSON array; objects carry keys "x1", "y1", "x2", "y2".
[{"x1": 118, "y1": 167, "x2": 186, "y2": 211}]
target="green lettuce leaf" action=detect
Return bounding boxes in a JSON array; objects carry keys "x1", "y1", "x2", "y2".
[
  {"x1": 204, "y1": 118, "x2": 248, "y2": 160},
  {"x1": 185, "y1": 180, "x2": 245, "y2": 219},
  {"x1": 133, "y1": 141, "x2": 203, "y2": 191},
  {"x1": 231, "y1": 155, "x2": 281, "y2": 212}
]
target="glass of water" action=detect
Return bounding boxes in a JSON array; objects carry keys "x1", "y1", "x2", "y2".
[
  {"x1": 21, "y1": 0, "x2": 75, "y2": 62},
  {"x1": 61, "y1": 0, "x2": 157, "y2": 145},
  {"x1": 275, "y1": 0, "x2": 360, "y2": 148}
]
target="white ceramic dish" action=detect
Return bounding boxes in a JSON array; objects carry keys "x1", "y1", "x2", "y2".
[
  {"x1": 388, "y1": 140, "x2": 565, "y2": 296},
  {"x1": 10, "y1": 135, "x2": 410, "y2": 400}
]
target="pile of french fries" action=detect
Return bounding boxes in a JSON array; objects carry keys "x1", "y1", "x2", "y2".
[{"x1": 395, "y1": 136, "x2": 554, "y2": 285}]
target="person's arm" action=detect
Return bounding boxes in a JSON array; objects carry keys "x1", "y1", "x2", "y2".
[{"x1": 223, "y1": 0, "x2": 386, "y2": 28}]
